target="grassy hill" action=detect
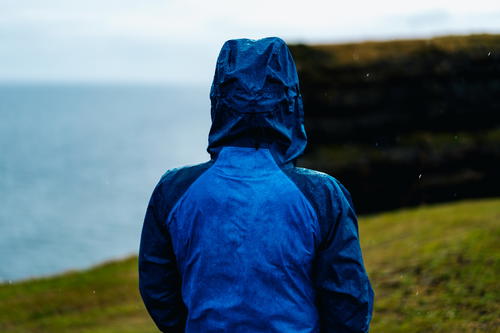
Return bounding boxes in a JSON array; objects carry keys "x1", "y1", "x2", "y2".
[
  {"x1": 294, "y1": 34, "x2": 500, "y2": 67},
  {"x1": 1, "y1": 198, "x2": 498, "y2": 332}
]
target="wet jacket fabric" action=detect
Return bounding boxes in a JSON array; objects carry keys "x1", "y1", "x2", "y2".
[{"x1": 139, "y1": 37, "x2": 374, "y2": 333}]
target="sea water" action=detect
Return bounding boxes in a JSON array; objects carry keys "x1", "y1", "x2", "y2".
[{"x1": 0, "y1": 83, "x2": 211, "y2": 281}]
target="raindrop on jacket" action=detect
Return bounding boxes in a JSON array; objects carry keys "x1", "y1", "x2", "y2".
[{"x1": 139, "y1": 37, "x2": 374, "y2": 333}]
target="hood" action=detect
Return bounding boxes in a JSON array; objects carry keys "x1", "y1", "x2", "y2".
[{"x1": 207, "y1": 37, "x2": 307, "y2": 166}]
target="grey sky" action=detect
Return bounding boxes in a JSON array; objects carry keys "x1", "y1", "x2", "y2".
[{"x1": 1, "y1": 0, "x2": 499, "y2": 83}]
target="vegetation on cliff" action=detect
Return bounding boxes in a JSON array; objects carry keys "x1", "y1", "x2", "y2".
[{"x1": 290, "y1": 34, "x2": 500, "y2": 213}]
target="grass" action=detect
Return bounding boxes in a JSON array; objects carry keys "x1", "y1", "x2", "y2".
[
  {"x1": 305, "y1": 34, "x2": 500, "y2": 67},
  {"x1": 362, "y1": 198, "x2": 499, "y2": 332},
  {"x1": 1, "y1": 198, "x2": 499, "y2": 332}
]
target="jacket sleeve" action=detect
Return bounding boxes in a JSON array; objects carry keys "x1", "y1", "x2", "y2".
[
  {"x1": 138, "y1": 183, "x2": 187, "y2": 333},
  {"x1": 314, "y1": 180, "x2": 374, "y2": 333}
]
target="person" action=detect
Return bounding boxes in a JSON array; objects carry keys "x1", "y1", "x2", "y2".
[{"x1": 139, "y1": 37, "x2": 374, "y2": 333}]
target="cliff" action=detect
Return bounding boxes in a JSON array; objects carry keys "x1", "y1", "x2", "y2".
[{"x1": 290, "y1": 34, "x2": 500, "y2": 213}]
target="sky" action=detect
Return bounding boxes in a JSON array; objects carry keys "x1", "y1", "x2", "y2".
[{"x1": 1, "y1": 0, "x2": 500, "y2": 84}]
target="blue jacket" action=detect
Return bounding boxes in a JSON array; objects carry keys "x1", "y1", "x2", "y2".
[{"x1": 139, "y1": 37, "x2": 374, "y2": 333}]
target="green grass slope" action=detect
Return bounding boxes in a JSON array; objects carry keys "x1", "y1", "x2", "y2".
[{"x1": 1, "y1": 198, "x2": 498, "y2": 332}]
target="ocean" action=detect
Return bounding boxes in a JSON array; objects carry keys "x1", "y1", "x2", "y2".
[{"x1": 0, "y1": 83, "x2": 211, "y2": 282}]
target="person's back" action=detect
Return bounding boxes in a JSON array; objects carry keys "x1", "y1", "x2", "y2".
[{"x1": 139, "y1": 37, "x2": 374, "y2": 333}]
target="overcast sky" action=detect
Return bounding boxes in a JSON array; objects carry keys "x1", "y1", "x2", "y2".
[{"x1": 1, "y1": 0, "x2": 499, "y2": 84}]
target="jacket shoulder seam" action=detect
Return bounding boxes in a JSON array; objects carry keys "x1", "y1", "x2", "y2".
[
  {"x1": 163, "y1": 161, "x2": 215, "y2": 226},
  {"x1": 279, "y1": 167, "x2": 325, "y2": 249},
  {"x1": 155, "y1": 161, "x2": 214, "y2": 226}
]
